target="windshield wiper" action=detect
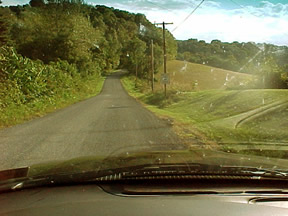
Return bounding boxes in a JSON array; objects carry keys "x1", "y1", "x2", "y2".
[
  {"x1": 98, "y1": 163, "x2": 288, "y2": 181},
  {"x1": 1, "y1": 163, "x2": 288, "y2": 193}
]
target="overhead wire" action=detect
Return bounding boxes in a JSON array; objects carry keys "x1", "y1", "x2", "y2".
[
  {"x1": 228, "y1": 0, "x2": 261, "y2": 18},
  {"x1": 145, "y1": 0, "x2": 180, "y2": 16},
  {"x1": 171, "y1": 0, "x2": 205, "y2": 33},
  {"x1": 228, "y1": 0, "x2": 245, "y2": 10}
]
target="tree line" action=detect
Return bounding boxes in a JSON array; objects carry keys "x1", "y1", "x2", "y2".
[
  {"x1": 1, "y1": 0, "x2": 177, "y2": 77},
  {"x1": 177, "y1": 39, "x2": 288, "y2": 88}
]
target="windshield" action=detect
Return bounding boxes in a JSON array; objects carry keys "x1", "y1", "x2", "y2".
[{"x1": 0, "y1": 0, "x2": 288, "y2": 178}]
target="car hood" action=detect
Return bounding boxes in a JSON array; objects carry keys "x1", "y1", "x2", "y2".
[{"x1": 1, "y1": 148, "x2": 287, "y2": 181}]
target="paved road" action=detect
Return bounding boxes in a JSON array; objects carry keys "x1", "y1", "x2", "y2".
[{"x1": 0, "y1": 72, "x2": 186, "y2": 170}]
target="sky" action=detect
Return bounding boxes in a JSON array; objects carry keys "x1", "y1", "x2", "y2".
[{"x1": 2, "y1": 0, "x2": 288, "y2": 45}]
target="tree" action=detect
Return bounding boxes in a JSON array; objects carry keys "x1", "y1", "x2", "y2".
[
  {"x1": 165, "y1": 30, "x2": 177, "y2": 60},
  {"x1": 0, "y1": 0, "x2": 7, "y2": 46},
  {"x1": 29, "y1": 0, "x2": 45, "y2": 7},
  {"x1": 0, "y1": 10, "x2": 7, "y2": 46},
  {"x1": 10, "y1": 4, "x2": 103, "y2": 76},
  {"x1": 126, "y1": 37, "x2": 147, "y2": 78},
  {"x1": 260, "y1": 56, "x2": 286, "y2": 88},
  {"x1": 280, "y1": 65, "x2": 288, "y2": 88},
  {"x1": 0, "y1": 6, "x2": 16, "y2": 47}
]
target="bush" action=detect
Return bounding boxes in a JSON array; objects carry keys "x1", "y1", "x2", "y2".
[
  {"x1": 0, "y1": 46, "x2": 83, "y2": 108},
  {"x1": 0, "y1": 45, "x2": 104, "y2": 127}
]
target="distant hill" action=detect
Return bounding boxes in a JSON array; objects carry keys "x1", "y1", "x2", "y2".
[
  {"x1": 177, "y1": 39, "x2": 288, "y2": 75},
  {"x1": 157, "y1": 60, "x2": 255, "y2": 91}
]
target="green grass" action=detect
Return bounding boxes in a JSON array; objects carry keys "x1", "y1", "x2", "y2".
[
  {"x1": 121, "y1": 65, "x2": 288, "y2": 159},
  {"x1": 156, "y1": 60, "x2": 254, "y2": 91},
  {"x1": 139, "y1": 89, "x2": 288, "y2": 142},
  {"x1": 0, "y1": 76, "x2": 105, "y2": 128}
]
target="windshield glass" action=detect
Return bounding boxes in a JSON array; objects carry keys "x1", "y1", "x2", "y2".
[{"x1": 0, "y1": 0, "x2": 288, "y2": 177}]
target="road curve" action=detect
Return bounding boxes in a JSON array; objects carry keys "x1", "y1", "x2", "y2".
[{"x1": 0, "y1": 72, "x2": 186, "y2": 170}]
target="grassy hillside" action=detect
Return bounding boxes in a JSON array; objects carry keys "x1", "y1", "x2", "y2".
[
  {"x1": 122, "y1": 60, "x2": 288, "y2": 158},
  {"x1": 155, "y1": 60, "x2": 255, "y2": 91}
]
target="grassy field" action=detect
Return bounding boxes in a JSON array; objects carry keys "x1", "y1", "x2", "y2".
[
  {"x1": 122, "y1": 60, "x2": 288, "y2": 158},
  {"x1": 155, "y1": 60, "x2": 255, "y2": 91}
]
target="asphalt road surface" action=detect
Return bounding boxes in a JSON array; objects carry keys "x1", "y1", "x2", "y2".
[{"x1": 0, "y1": 72, "x2": 186, "y2": 170}]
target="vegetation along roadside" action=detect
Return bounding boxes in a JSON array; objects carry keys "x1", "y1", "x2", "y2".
[
  {"x1": 121, "y1": 60, "x2": 288, "y2": 158},
  {"x1": 0, "y1": 1, "x2": 176, "y2": 128}
]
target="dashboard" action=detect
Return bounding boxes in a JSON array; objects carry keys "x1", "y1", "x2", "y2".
[{"x1": 1, "y1": 181, "x2": 288, "y2": 216}]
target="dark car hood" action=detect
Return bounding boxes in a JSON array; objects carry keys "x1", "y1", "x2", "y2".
[
  {"x1": 2, "y1": 148, "x2": 288, "y2": 181},
  {"x1": 29, "y1": 148, "x2": 288, "y2": 177}
]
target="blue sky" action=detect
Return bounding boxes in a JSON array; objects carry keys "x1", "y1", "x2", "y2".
[{"x1": 2, "y1": 0, "x2": 288, "y2": 45}]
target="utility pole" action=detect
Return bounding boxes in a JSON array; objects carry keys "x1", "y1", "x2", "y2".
[
  {"x1": 151, "y1": 39, "x2": 154, "y2": 92},
  {"x1": 155, "y1": 22, "x2": 173, "y2": 98},
  {"x1": 135, "y1": 60, "x2": 138, "y2": 88}
]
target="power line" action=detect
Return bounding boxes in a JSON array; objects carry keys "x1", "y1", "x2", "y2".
[
  {"x1": 171, "y1": 0, "x2": 205, "y2": 33},
  {"x1": 228, "y1": 0, "x2": 245, "y2": 9},
  {"x1": 145, "y1": 0, "x2": 179, "y2": 16},
  {"x1": 228, "y1": 0, "x2": 260, "y2": 17}
]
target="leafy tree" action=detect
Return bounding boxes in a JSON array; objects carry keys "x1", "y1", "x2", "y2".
[
  {"x1": 280, "y1": 65, "x2": 288, "y2": 87},
  {"x1": 260, "y1": 56, "x2": 286, "y2": 88},
  {"x1": 29, "y1": 0, "x2": 45, "y2": 7},
  {"x1": 126, "y1": 36, "x2": 147, "y2": 78},
  {"x1": 0, "y1": 6, "x2": 13, "y2": 46},
  {"x1": 10, "y1": 5, "x2": 102, "y2": 76},
  {"x1": 0, "y1": 11, "x2": 7, "y2": 46},
  {"x1": 165, "y1": 30, "x2": 177, "y2": 60}
]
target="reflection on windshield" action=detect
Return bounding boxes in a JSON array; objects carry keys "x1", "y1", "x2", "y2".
[{"x1": 0, "y1": 0, "x2": 288, "y2": 172}]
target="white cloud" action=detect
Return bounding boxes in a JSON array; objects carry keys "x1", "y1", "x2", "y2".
[
  {"x1": 2, "y1": 0, "x2": 27, "y2": 6},
  {"x1": 202, "y1": 0, "x2": 221, "y2": 8},
  {"x1": 244, "y1": 1, "x2": 288, "y2": 18},
  {"x1": 120, "y1": 0, "x2": 288, "y2": 45}
]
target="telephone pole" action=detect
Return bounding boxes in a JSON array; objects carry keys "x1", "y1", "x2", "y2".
[
  {"x1": 155, "y1": 22, "x2": 173, "y2": 98},
  {"x1": 135, "y1": 60, "x2": 138, "y2": 88},
  {"x1": 151, "y1": 39, "x2": 154, "y2": 92}
]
